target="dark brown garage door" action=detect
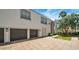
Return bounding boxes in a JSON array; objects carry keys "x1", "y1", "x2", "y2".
[
  {"x1": 0, "y1": 28, "x2": 4, "y2": 43},
  {"x1": 10, "y1": 29, "x2": 27, "y2": 41},
  {"x1": 30, "y1": 29, "x2": 38, "y2": 38}
]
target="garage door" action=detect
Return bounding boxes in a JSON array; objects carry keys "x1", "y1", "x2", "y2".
[
  {"x1": 0, "y1": 28, "x2": 4, "y2": 43},
  {"x1": 30, "y1": 29, "x2": 38, "y2": 38},
  {"x1": 10, "y1": 29, "x2": 27, "y2": 41}
]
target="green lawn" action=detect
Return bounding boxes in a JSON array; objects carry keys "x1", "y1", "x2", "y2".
[{"x1": 55, "y1": 35, "x2": 71, "y2": 41}]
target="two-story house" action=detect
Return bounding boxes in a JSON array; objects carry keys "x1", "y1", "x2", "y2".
[{"x1": 0, "y1": 9, "x2": 54, "y2": 43}]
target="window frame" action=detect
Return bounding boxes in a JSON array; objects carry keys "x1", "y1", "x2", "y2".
[
  {"x1": 41, "y1": 17, "x2": 47, "y2": 24},
  {"x1": 20, "y1": 9, "x2": 31, "y2": 20}
]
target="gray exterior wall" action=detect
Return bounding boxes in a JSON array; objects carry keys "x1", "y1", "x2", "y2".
[{"x1": 0, "y1": 9, "x2": 52, "y2": 43}]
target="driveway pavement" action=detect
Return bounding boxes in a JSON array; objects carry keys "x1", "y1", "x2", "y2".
[{"x1": 0, "y1": 37, "x2": 79, "y2": 50}]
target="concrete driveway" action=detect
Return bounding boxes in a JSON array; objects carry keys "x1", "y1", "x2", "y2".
[{"x1": 0, "y1": 37, "x2": 79, "y2": 50}]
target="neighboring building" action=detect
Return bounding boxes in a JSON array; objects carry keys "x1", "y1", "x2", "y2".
[
  {"x1": 50, "y1": 21, "x2": 54, "y2": 33},
  {"x1": 0, "y1": 9, "x2": 54, "y2": 43},
  {"x1": 54, "y1": 19, "x2": 58, "y2": 33}
]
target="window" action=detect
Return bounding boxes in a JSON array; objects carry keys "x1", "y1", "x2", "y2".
[
  {"x1": 44, "y1": 18, "x2": 47, "y2": 24},
  {"x1": 20, "y1": 9, "x2": 31, "y2": 20},
  {"x1": 41, "y1": 17, "x2": 44, "y2": 23},
  {"x1": 41, "y1": 17, "x2": 47, "y2": 24}
]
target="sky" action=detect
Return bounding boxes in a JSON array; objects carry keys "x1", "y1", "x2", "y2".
[{"x1": 33, "y1": 9, "x2": 79, "y2": 21}]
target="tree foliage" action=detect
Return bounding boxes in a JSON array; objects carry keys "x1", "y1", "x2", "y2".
[
  {"x1": 59, "y1": 10, "x2": 67, "y2": 17},
  {"x1": 57, "y1": 11, "x2": 79, "y2": 33}
]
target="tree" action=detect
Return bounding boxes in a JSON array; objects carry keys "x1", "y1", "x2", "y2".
[
  {"x1": 58, "y1": 10, "x2": 68, "y2": 33},
  {"x1": 58, "y1": 15, "x2": 71, "y2": 33},
  {"x1": 58, "y1": 13, "x2": 79, "y2": 34},
  {"x1": 71, "y1": 13, "x2": 79, "y2": 32}
]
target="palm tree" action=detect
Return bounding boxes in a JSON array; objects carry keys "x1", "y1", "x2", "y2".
[
  {"x1": 59, "y1": 10, "x2": 67, "y2": 18},
  {"x1": 58, "y1": 10, "x2": 68, "y2": 33}
]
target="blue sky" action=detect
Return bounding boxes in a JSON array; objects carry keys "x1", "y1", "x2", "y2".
[{"x1": 33, "y1": 9, "x2": 79, "y2": 21}]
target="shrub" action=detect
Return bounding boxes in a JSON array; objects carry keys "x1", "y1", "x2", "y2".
[
  {"x1": 57, "y1": 32, "x2": 79, "y2": 37},
  {"x1": 71, "y1": 32, "x2": 79, "y2": 36},
  {"x1": 48, "y1": 33, "x2": 53, "y2": 36}
]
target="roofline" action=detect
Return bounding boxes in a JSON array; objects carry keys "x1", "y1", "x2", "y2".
[{"x1": 31, "y1": 9, "x2": 53, "y2": 21}]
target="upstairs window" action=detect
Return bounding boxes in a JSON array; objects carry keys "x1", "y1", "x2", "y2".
[
  {"x1": 41, "y1": 17, "x2": 47, "y2": 24},
  {"x1": 21, "y1": 9, "x2": 31, "y2": 20}
]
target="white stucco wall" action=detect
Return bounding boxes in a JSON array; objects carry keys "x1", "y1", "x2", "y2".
[{"x1": 0, "y1": 9, "x2": 51, "y2": 43}]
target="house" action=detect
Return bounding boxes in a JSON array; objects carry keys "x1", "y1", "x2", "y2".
[{"x1": 0, "y1": 9, "x2": 54, "y2": 43}]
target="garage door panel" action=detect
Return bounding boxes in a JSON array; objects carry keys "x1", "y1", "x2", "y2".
[
  {"x1": 10, "y1": 29, "x2": 27, "y2": 41},
  {"x1": 30, "y1": 29, "x2": 38, "y2": 38},
  {"x1": 0, "y1": 28, "x2": 4, "y2": 43}
]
